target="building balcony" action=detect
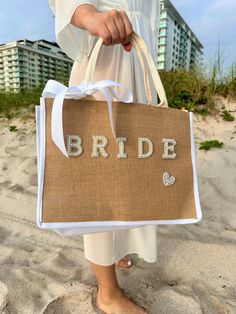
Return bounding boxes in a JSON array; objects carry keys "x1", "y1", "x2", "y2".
[
  {"x1": 157, "y1": 56, "x2": 165, "y2": 62},
  {"x1": 159, "y1": 22, "x2": 168, "y2": 28},
  {"x1": 159, "y1": 30, "x2": 168, "y2": 37},
  {"x1": 160, "y1": 11, "x2": 167, "y2": 19},
  {"x1": 158, "y1": 47, "x2": 166, "y2": 53},
  {"x1": 158, "y1": 38, "x2": 167, "y2": 44},
  {"x1": 157, "y1": 63, "x2": 165, "y2": 70}
]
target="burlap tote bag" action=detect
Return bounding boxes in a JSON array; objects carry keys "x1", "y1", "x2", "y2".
[{"x1": 35, "y1": 32, "x2": 202, "y2": 234}]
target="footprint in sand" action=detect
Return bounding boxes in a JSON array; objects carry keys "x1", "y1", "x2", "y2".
[
  {"x1": 192, "y1": 281, "x2": 231, "y2": 314},
  {"x1": 5, "y1": 146, "x2": 18, "y2": 155},
  {"x1": 0, "y1": 160, "x2": 8, "y2": 171},
  {"x1": 44, "y1": 283, "x2": 96, "y2": 314},
  {"x1": 0, "y1": 181, "x2": 12, "y2": 190},
  {"x1": 9, "y1": 184, "x2": 36, "y2": 196},
  {"x1": 0, "y1": 281, "x2": 8, "y2": 313}
]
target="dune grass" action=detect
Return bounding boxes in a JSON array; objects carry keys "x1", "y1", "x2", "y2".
[
  {"x1": 159, "y1": 44, "x2": 236, "y2": 113},
  {"x1": 0, "y1": 84, "x2": 44, "y2": 120},
  {"x1": 0, "y1": 77, "x2": 69, "y2": 120}
]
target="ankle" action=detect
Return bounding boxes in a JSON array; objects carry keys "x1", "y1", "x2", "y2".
[{"x1": 98, "y1": 284, "x2": 123, "y2": 303}]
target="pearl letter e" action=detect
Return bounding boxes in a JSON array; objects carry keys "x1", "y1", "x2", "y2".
[{"x1": 162, "y1": 138, "x2": 176, "y2": 159}]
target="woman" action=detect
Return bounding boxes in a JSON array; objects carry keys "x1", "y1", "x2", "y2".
[{"x1": 48, "y1": 1, "x2": 160, "y2": 313}]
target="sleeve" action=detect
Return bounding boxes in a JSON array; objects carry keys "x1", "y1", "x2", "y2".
[
  {"x1": 48, "y1": 0, "x2": 98, "y2": 63},
  {"x1": 151, "y1": 0, "x2": 160, "y2": 60}
]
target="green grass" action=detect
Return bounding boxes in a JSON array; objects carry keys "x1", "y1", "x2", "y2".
[
  {"x1": 9, "y1": 125, "x2": 18, "y2": 132},
  {"x1": 199, "y1": 140, "x2": 224, "y2": 150},
  {"x1": 220, "y1": 109, "x2": 235, "y2": 121}
]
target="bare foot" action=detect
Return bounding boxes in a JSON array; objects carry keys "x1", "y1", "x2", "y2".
[
  {"x1": 115, "y1": 255, "x2": 133, "y2": 268},
  {"x1": 97, "y1": 286, "x2": 148, "y2": 314}
]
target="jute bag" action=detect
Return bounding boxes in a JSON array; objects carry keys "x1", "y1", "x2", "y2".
[{"x1": 35, "y1": 32, "x2": 202, "y2": 234}]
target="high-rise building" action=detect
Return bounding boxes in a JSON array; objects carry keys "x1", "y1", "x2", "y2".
[
  {"x1": 157, "y1": 0, "x2": 204, "y2": 70},
  {"x1": 0, "y1": 39, "x2": 73, "y2": 92}
]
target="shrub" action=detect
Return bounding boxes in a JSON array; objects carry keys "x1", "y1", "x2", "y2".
[
  {"x1": 199, "y1": 140, "x2": 224, "y2": 150},
  {"x1": 221, "y1": 110, "x2": 235, "y2": 121}
]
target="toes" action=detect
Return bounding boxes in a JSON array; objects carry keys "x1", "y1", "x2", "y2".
[{"x1": 116, "y1": 258, "x2": 132, "y2": 267}]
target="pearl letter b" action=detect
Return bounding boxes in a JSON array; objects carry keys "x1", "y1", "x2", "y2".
[{"x1": 67, "y1": 135, "x2": 83, "y2": 157}]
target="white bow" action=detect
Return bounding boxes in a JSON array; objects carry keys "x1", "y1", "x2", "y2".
[{"x1": 42, "y1": 79, "x2": 133, "y2": 158}]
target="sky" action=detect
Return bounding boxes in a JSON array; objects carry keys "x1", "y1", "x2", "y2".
[
  {"x1": 0, "y1": 0, "x2": 235, "y2": 71},
  {"x1": 174, "y1": 0, "x2": 236, "y2": 70}
]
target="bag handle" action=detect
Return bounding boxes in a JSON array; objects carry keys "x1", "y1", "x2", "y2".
[
  {"x1": 131, "y1": 32, "x2": 168, "y2": 107},
  {"x1": 131, "y1": 36, "x2": 153, "y2": 104},
  {"x1": 83, "y1": 31, "x2": 168, "y2": 108}
]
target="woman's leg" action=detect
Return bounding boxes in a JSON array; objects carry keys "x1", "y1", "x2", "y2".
[{"x1": 91, "y1": 262, "x2": 148, "y2": 313}]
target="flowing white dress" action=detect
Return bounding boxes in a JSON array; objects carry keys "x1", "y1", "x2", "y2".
[{"x1": 48, "y1": 0, "x2": 161, "y2": 266}]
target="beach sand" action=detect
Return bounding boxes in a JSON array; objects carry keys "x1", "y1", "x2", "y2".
[{"x1": 0, "y1": 98, "x2": 235, "y2": 313}]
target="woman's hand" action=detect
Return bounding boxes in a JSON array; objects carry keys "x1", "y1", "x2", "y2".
[{"x1": 71, "y1": 4, "x2": 133, "y2": 52}]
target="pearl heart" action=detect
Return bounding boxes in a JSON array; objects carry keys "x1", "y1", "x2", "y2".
[{"x1": 163, "y1": 172, "x2": 176, "y2": 186}]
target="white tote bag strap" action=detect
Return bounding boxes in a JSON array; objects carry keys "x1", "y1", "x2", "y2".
[
  {"x1": 131, "y1": 32, "x2": 168, "y2": 107},
  {"x1": 84, "y1": 31, "x2": 168, "y2": 107}
]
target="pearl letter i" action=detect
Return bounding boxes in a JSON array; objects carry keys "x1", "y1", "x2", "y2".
[{"x1": 116, "y1": 137, "x2": 127, "y2": 158}]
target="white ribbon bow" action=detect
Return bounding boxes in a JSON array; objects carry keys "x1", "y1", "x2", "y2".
[{"x1": 42, "y1": 79, "x2": 133, "y2": 158}]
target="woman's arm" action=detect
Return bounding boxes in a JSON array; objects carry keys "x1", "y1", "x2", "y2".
[{"x1": 70, "y1": 4, "x2": 133, "y2": 51}]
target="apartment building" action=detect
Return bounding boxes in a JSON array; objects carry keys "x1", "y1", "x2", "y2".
[
  {"x1": 0, "y1": 39, "x2": 73, "y2": 92},
  {"x1": 157, "y1": 0, "x2": 204, "y2": 70}
]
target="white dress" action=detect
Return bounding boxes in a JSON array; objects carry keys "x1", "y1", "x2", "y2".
[{"x1": 48, "y1": 0, "x2": 161, "y2": 266}]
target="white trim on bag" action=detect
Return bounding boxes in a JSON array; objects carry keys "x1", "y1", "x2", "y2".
[
  {"x1": 35, "y1": 105, "x2": 41, "y2": 228},
  {"x1": 36, "y1": 98, "x2": 46, "y2": 229},
  {"x1": 189, "y1": 112, "x2": 203, "y2": 222},
  {"x1": 36, "y1": 104, "x2": 202, "y2": 233}
]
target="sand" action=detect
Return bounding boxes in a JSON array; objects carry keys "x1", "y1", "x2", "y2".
[{"x1": 0, "y1": 97, "x2": 235, "y2": 314}]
